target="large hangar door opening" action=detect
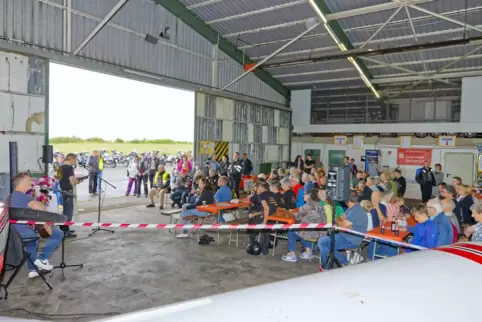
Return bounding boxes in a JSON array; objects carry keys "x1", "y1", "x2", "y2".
[{"x1": 48, "y1": 63, "x2": 194, "y2": 201}]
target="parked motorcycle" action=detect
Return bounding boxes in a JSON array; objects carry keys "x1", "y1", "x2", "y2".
[
  {"x1": 103, "y1": 153, "x2": 117, "y2": 168},
  {"x1": 77, "y1": 152, "x2": 90, "y2": 167}
]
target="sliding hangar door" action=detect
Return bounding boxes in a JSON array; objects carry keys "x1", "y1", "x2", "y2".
[{"x1": 194, "y1": 92, "x2": 291, "y2": 174}]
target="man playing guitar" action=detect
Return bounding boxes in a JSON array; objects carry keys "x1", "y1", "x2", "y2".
[{"x1": 9, "y1": 172, "x2": 64, "y2": 278}]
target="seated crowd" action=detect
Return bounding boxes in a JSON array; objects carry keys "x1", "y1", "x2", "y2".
[{"x1": 140, "y1": 153, "x2": 482, "y2": 272}]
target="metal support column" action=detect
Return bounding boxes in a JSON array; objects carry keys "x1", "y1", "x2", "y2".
[{"x1": 212, "y1": 43, "x2": 219, "y2": 88}]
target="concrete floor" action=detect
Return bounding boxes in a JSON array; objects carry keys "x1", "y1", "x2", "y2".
[{"x1": 0, "y1": 206, "x2": 318, "y2": 321}]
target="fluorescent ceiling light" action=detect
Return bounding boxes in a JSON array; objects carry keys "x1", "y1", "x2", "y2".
[
  {"x1": 308, "y1": 0, "x2": 328, "y2": 23},
  {"x1": 308, "y1": 0, "x2": 380, "y2": 99}
]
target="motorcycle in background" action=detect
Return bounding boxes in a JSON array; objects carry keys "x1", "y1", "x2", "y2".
[{"x1": 103, "y1": 152, "x2": 117, "y2": 168}]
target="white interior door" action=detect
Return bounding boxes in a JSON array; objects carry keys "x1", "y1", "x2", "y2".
[{"x1": 443, "y1": 153, "x2": 475, "y2": 185}]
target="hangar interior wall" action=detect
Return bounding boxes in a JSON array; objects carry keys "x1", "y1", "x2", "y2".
[
  {"x1": 0, "y1": 50, "x2": 47, "y2": 200},
  {"x1": 194, "y1": 92, "x2": 291, "y2": 174}
]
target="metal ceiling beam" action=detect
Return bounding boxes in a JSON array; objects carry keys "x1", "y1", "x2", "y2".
[
  {"x1": 325, "y1": 0, "x2": 433, "y2": 21},
  {"x1": 262, "y1": 35, "x2": 482, "y2": 68},
  {"x1": 372, "y1": 70, "x2": 482, "y2": 84},
  {"x1": 206, "y1": 0, "x2": 305, "y2": 25},
  {"x1": 73, "y1": 0, "x2": 129, "y2": 55},
  {"x1": 224, "y1": 0, "x2": 434, "y2": 38},
  {"x1": 275, "y1": 54, "x2": 482, "y2": 78},
  {"x1": 224, "y1": 20, "x2": 307, "y2": 38},
  {"x1": 360, "y1": 5, "x2": 404, "y2": 49},
  {"x1": 284, "y1": 67, "x2": 482, "y2": 86},
  {"x1": 246, "y1": 5, "x2": 482, "y2": 58},
  {"x1": 308, "y1": 0, "x2": 375, "y2": 91},
  {"x1": 256, "y1": 24, "x2": 482, "y2": 61},
  {"x1": 221, "y1": 21, "x2": 321, "y2": 90},
  {"x1": 155, "y1": 0, "x2": 290, "y2": 99},
  {"x1": 361, "y1": 57, "x2": 457, "y2": 86},
  {"x1": 409, "y1": 4, "x2": 482, "y2": 33},
  {"x1": 186, "y1": 0, "x2": 223, "y2": 9}
]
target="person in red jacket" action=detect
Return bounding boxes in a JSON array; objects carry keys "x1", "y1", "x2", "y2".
[{"x1": 290, "y1": 174, "x2": 303, "y2": 198}]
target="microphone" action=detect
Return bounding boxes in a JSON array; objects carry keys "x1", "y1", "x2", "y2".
[{"x1": 43, "y1": 188, "x2": 74, "y2": 197}]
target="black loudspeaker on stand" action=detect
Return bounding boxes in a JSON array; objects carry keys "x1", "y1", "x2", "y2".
[
  {"x1": 324, "y1": 166, "x2": 351, "y2": 270},
  {"x1": 81, "y1": 165, "x2": 116, "y2": 237}
]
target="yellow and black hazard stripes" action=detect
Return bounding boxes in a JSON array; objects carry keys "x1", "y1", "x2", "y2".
[{"x1": 215, "y1": 141, "x2": 229, "y2": 158}]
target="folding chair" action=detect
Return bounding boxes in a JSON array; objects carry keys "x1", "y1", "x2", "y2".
[
  {"x1": 345, "y1": 239, "x2": 371, "y2": 265},
  {"x1": 1, "y1": 230, "x2": 52, "y2": 300}
]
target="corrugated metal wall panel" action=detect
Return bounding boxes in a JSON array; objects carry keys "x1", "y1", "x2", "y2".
[
  {"x1": 0, "y1": 0, "x2": 287, "y2": 104},
  {"x1": 0, "y1": 0, "x2": 63, "y2": 51}
]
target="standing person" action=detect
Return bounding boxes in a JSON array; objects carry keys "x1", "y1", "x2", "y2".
[
  {"x1": 229, "y1": 152, "x2": 243, "y2": 198},
  {"x1": 294, "y1": 155, "x2": 304, "y2": 172},
  {"x1": 433, "y1": 163, "x2": 444, "y2": 198},
  {"x1": 304, "y1": 154, "x2": 315, "y2": 174},
  {"x1": 242, "y1": 153, "x2": 253, "y2": 175},
  {"x1": 349, "y1": 158, "x2": 358, "y2": 177},
  {"x1": 136, "y1": 154, "x2": 148, "y2": 198},
  {"x1": 392, "y1": 169, "x2": 406, "y2": 197},
  {"x1": 87, "y1": 150, "x2": 100, "y2": 197},
  {"x1": 247, "y1": 182, "x2": 277, "y2": 256},
  {"x1": 125, "y1": 155, "x2": 139, "y2": 196},
  {"x1": 97, "y1": 151, "x2": 104, "y2": 194},
  {"x1": 366, "y1": 158, "x2": 379, "y2": 178},
  {"x1": 52, "y1": 153, "x2": 64, "y2": 211},
  {"x1": 59, "y1": 153, "x2": 84, "y2": 238},
  {"x1": 146, "y1": 151, "x2": 160, "y2": 189},
  {"x1": 9, "y1": 172, "x2": 64, "y2": 278},
  {"x1": 416, "y1": 161, "x2": 436, "y2": 203},
  {"x1": 218, "y1": 155, "x2": 230, "y2": 176}
]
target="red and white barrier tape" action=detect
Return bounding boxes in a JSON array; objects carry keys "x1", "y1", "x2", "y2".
[
  {"x1": 9, "y1": 220, "x2": 332, "y2": 230},
  {"x1": 9, "y1": 220, "x2": 424, "y2": 250}
]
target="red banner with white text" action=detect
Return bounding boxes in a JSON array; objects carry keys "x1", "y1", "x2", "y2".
[{"x1": 397, "y1": 148, "x2": 432, "y2": 166}]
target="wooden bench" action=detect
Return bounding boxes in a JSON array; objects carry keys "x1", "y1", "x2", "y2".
[
  {"x1": 225, "y1": 217, "x2": 249, "y2": 247},
  {"x1": 160, "y1": 209, "x2": 182, "y2": 233}
]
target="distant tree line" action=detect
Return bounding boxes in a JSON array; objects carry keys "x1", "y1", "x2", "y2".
[{"x1": 50, "y1": 136, "x2": 191, "y2": 144}]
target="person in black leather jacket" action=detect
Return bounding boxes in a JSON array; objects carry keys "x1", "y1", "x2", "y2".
[
  {"x1": 136, "y1": 154, "x2": 149, "y2": 197},
  {"x1": 229, "y1": 152, "x2": 243, "y2": 198},
  {"x1": 416, "y1": 161, "x2": 436, "y2": 203}
]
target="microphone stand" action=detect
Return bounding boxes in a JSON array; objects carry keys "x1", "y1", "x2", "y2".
[
  {"x1": 50, "y1": 189, "x2": 84, "y2": 280},
  {"x1": 324, "y1": 197, "x2": 341, "y2": 270},
  {"x1": 80, "y1": 165, "x2": 116, "y2": 237}
]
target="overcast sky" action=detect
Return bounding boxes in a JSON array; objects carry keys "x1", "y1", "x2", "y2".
[{"x1": 49, "y1": 63, "x2": 195, "y2": 142}]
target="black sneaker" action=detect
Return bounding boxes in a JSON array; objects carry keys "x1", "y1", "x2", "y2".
[
  {"x1": 159, "y1": 206, "x2": 164, "y2": 210},
  {"x1": 146, "y1": 204, "x2": 155, "y2": 208},
  {"x1": 65, "y1": 232, "x2": 77, "y2": 238}
]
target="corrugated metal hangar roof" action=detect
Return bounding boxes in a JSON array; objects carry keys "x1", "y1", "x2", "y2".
[{"x1": 174, "y1": 0, "x2": 482, "y2": 100}]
